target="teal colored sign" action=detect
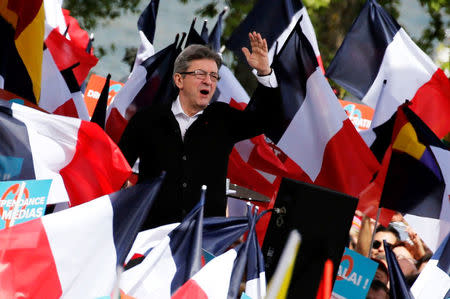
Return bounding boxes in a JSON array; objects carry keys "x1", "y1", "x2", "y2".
[
  {"x1": 0, "y1": 155, "x2": 24, "y2": 180},
  {"x1": 0, "y1": 179, "x2": 52, "y2": 229},
  {"x1": 202, "y1": 249, "x2": 216, "y2": 265},
  {"x1": 240, "y1": 292, "x2": 252, "y2": 299},
  {"x1": 332, "y1": 247, "x2": 378, "y2": 299}
]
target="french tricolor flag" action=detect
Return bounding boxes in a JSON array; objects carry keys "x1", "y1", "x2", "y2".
[
  {"x1": 0, "y1": 180, "x2": 163, "y2": 298},
  {"x1": 267, "y1": 20, "x2": 379, "y2": 199},
  {"x1": 123, "y1": 216, "x2": 249, "y2": 272},
  {"x1": 43, "y1": 2, "x2": 98, "y2": 86},
  {"x1": 0, "y1": 100, "x2": 131, "y2": 206},
  {"x1": 40, "y1": 46, "x2": 91, "y2": 120},
  {"x1": 326, "y1": 0, "x2": 450, "y2": 160},
  {"x1": 172, "y1": 208, "x2": 260, "y2": 299},
  {"x1": 171, "y1": 247, "x2": 239, "y2": 299},
  {"x1": 131, "y1": 0, "x2": 159, "y2": 73},
  {"x1": 119, "y1": 187, "x2": 206, "y2": 298},
  {"x1": 40, "y1": 2, "x2": 98, "y2": 120},
  {"x1": 244, "y1": 212, "x2": 266, "y2": 299},
  {"x1": 105, "y1": 39, "x2": 178, "y2": 143}
]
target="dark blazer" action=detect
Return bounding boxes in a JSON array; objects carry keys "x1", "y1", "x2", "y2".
[{"x1": 119, "y1": 83, "x2": 280, "y2": 229}]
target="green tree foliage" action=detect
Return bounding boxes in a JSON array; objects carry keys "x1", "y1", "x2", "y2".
[
  {"x1": 416, "y1": 0, "x2": 449, "y2": 53},
  {"x1": 64, "y1": 0, "x2": 142, "y2": 30},
  {"x1": 192, "y1": 0, "x2": 447, "y2": 68},
  {"x1": 191, "y1": 0, "x2": 447, "y2": 95},
  {"x1": 64, "y1": 0, "x2": 448, "y2": 91}
]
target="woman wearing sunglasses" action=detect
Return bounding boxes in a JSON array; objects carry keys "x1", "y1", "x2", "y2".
[{"x1": 371, "y1": 225, "x2": 400, "y2": 259}]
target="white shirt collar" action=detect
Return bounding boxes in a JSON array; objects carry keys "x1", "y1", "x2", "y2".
[{"x1": 171, "y1": 96, "x2": 204, "y2": 118}]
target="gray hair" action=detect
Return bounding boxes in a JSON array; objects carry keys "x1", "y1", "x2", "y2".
[{"x1": 173, "y1": 45, "x2": 221, "y2": 75}]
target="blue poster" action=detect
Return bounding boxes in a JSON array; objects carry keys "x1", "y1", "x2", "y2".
[
  {"x1": 332, "y1": 247, "x2": 378, "y2": 299},
  {"x1": 0, "y1": 155, "x2": 24, "y2": 181},
  {"x1": 0, "y1": 179, "x2": 52, "y2": 229}
]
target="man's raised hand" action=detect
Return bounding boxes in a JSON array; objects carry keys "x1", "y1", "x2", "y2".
[{"x1": 242, "y1": 32, "x2": 271, "y2": 76}]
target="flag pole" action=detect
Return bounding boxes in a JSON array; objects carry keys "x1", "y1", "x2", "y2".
[
  {"x1": 10, "y1": 181, "x2": 26, "y2": 227},
  {"x1": 366, "y1": 80, "x2": 386, "y2": 258},
  {"x1": 367, "y1": 207, "x2": 381, "y2": 258},
  {"x1": 374, "y1": 79, "x2": 387, "y2": 110},
  {"x1": 112, "y1": 265, "x2": 124, "y2": 299}
]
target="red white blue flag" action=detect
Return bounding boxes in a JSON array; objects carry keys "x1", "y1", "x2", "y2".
[
  {"x1": 0, "y1": 100, "x2": 131, "y2": 206},
  {"x1": 0, "y1": 180, "x2": 163, "y2": 298}
]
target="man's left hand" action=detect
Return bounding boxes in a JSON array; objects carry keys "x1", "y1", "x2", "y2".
[{"x1": 242, "y1": 32, "x2": 271, "y2": 76}]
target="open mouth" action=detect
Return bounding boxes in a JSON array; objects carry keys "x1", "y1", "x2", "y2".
[{"x1": 200, "y1": 89, "x2": 210, "y2": 95}]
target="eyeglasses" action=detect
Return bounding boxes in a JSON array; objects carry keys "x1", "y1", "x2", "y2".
[
  {"x1": 179, "y1": 69, "x2": 220, "y2": 82},
  {"x1": 373, "y1": 240, "x2": 394, "y2": 250}
]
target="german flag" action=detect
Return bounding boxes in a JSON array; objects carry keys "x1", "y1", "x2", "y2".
[{"x1": 0, "y1": 0, "x2": 44, "y2": 103}]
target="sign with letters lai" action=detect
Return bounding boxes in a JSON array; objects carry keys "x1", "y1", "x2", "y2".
[
  {"x1": 0, "y1": 179, "x2": 52, "y2": 229},
  {"x1": 331, "y1": 247, "x2": 378, "y2": 299}
]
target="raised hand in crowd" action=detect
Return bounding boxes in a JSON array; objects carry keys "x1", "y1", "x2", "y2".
[{"x1": 405, "y1": 226, "x2": 428, "y2": 260}]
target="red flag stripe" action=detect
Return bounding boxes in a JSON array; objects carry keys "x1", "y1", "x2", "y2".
[
  {"x1": 6, "y1": 0, "x2": 42, "y2": 37},
  {"x1": 52, "y1": 98, "x2": 79, "y2": 118},
  {"x1": 45, "y1": 28, "x2": 98, "y2": 85},
  {"x1": 315, "y1": 119, "x2": 380, "y2": 197},
  {"x1": 171, "y1": 279, "x2": 209, "y2": 299},
  {"x1": 0, "y1": 218, "x2": 62, "y2": 298},
  {"x1": 410, "y1": 68, "x2": 450, "y2": 139},
  {"x1": 60, "y1": 120, "x2": 131, "y2": 206},
  {"x1": 105, "y1": 107, "x2": 129, "y2": 144}
]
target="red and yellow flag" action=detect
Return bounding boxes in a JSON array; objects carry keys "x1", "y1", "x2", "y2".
[{"x1": 0, "y1": 0, "x2": 44, "y2": 103}]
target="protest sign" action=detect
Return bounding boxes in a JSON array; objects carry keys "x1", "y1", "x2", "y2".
[
  {"x1": 0, "y1": 156, "x2": 24, "y2": 181},
  {"x1": 0, "y1": 179, "x2": 52, "y2": 229},
  {"x1": 339, "y1": 100, "x2": 374, "y2": 132},
  {"x1": 84, "y1": 74, "x2": 124, "y2": 117},
  {"x1": 331, "y1": 247, "x2": 378, "y2": 299}
]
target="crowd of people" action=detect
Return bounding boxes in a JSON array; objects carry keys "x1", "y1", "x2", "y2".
[{"x1": 348, "y1": 212, "x2": 432, "y2": 298}]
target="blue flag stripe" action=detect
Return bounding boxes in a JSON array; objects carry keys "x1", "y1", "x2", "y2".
[
  {"x1": 186, "y1": 19, "x2": 207, "y2": 48},
  {"x1": 130, "y1": 40, "x2": 178, "y2": 111},
  {"x1": 137, "y1": 0, "x2": 159, "y2": 44},
  {"x1": 169, "y1": 189, "x2": 205, "y2": 294},
  {"x1": 437, "y1": 234, "x2": 450, "y2": 275},
  {"x1": 326, "y1": 0, "x2": 400, "y2": 99},
  {"x1": 200, "y1": 20, "x2": 209, "y2": 43},
  {"x1": 0, "y1": 101, "x2": 36, "y2": 180},
  {"x1": 110, "y1": 175, "x2": 164, "y2": 266},
  {"x1": 208, "y1": 8, "x2": 226, "y2": 52},
  {"x1": 384, "y1": 240, "x2": 414, "y2": 298},
  {"x1": 267, "y1": 20, "x2": 318, "y2": 143},
  {"x1": 228, "y1": 207, "x2": 257, "y2": 299},
  {"x1": 203, "y1": 216, "x2": 249, "y2": 255},
  {"x1": 226, "y1": 0, "x2": 303, "y2": 64}
]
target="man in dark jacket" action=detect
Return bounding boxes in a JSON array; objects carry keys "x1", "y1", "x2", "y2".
[{"x1": 119, "y1": 32, "x2": 280, "y2": 228}]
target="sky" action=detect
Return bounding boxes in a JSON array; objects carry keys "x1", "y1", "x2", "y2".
[{"x1": 89, "y1": 0, "x2": 445, "y2": 82}]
